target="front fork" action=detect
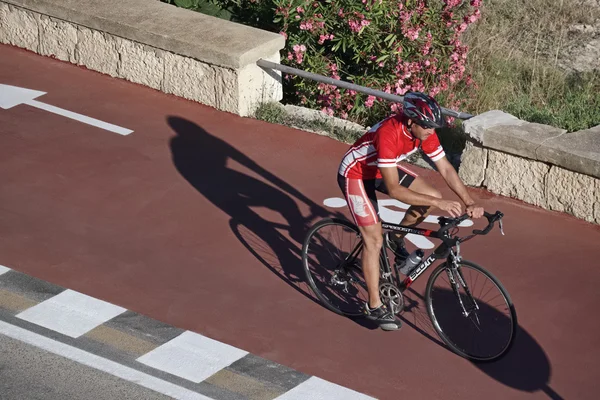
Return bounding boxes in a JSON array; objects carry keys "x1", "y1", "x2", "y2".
[{"x1": 445, "y1": 243, "x2": 480, "y2": 319}]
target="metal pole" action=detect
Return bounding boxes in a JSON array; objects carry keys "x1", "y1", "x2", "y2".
[{"x1": 257, "y1": 59, "x2": 474, "y2": 120}]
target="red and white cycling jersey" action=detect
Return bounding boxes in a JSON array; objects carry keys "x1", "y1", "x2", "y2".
[{"x1": 338, "y1": 114, "x2": 446, "y2": 179}]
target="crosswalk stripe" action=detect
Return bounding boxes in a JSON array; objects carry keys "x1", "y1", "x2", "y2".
[
  {"x1": 137, "y1": 330, "x2": 249, "y2": 383},
  {"x1": 274, "y1": 376, "x2": 377, "y2": 400},
  {"x1": 16, "y1": 289, "x2": 127, "y2": 338}
]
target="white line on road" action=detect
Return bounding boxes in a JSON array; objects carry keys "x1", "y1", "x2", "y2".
[
  {"x1": 27, "y1": 99, "x2": 133, "y2": 135},
  {"x1": 0, "y1": 265, "x2": 10, "y2": 275},
  {"x1": 0, "y1": 320, "x2": 213, "y2": 400}
]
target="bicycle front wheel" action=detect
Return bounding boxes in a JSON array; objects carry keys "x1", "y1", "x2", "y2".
[
  {"x1": 425, "y1": 260, "x2": 517, "y2": 362},
  {"x1": 302, "y1": 218, "x2": 368, "y2": 317}
]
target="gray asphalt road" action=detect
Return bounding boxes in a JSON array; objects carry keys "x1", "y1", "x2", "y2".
[{"x1": 0, "y1": 334, "x2": 172, "y2": 400}]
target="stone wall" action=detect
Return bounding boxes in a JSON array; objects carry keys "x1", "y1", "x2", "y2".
[
  {"x1": 459, "y1": 111, "x2": 600, "y2": 224},
  {"x1": 0, "y1": 0, "x2": 284, "y2": 116}
]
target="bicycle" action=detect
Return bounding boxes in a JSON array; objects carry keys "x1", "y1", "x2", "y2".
[{"x1": 302, "y1": 210, "x2": 517, "y2": 362}]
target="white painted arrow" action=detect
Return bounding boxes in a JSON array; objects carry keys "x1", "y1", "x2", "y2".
[{"x1": 0, "y1": 84, "x2": 133, "y2": 135}]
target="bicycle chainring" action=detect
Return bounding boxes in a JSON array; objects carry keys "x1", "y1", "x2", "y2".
[{"x1": 379, "y1": 283, "x2": 404, "y2": 314}]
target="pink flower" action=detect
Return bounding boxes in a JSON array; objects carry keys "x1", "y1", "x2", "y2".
[
  {"x1": 445, "y1": 0, "x2": 462, "y2": 9},
  {"x1": 365, "y1": 95, "x2": 376, "y2": 108},
  {"x1": 405, "y1": 27, "x2": 420, "y2": 40},
  {"x1": 279, "y1": 31, "x2": 288, "y2": 40},
  {"x1": 296, "y1": 6, "x2": 304, "y2": 13},
  {"x1": 348, "y1": 20, "x2": 361, "y2": 32},
  {"x1": 470, "y1": 0, "x2": 482, "y2": 7},
  {"x1": 300, "y1": 21, "x2": 313, "y2": 31},
  {"x1": 322, "y1": 107, "x2": 334, "y2": 116}
]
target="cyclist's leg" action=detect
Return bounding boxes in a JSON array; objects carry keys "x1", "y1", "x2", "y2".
[
  {"x1": 376, "y1": 165, "x2": 442, "y2": 240},
  {"x1": 337, "y1": 174, "x2": 382, "y2": 308},
  {"x1": 338, "y1": 174, "x2": 401, "y2": 330}
]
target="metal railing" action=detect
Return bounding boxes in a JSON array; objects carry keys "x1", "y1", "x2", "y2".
[{"x1": 257, "y1": 59, "x2": 474, "y2": 120}]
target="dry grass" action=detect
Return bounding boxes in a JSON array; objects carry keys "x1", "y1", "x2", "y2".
[{"x1": 457, "y1": 0, "x2": 600, "y2": 131}]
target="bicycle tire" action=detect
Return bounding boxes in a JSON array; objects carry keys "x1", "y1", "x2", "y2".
[
  {"x1": 302, "y1": 218, "x2": 367, "y2": 317},
  {"x1": 425, "y1": 260, "x2": 517, "y2": 362}
]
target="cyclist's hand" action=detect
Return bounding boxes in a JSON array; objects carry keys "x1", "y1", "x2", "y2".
[
  {"x1": 466, "y1": 204, "x2": 484, "y2": 218},
  {"x1": 435, "y1": 199, "x2": 462, "y2": 218}
]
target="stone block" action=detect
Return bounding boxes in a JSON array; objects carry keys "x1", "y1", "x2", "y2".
[
  {"x1": 5, "y1": 0, "x2": 285, "y2": 69},
  {"x1": 485, "y1": 123, "x2": 565, "y2": 161},
  {"x1": 118, "y1": 39, "x2": 164, "y2": 90},
  {"x1": 39, "y1": 14, "x2": 77, "y2": 62},
  {"x1": 536, "y1": 124, "x2": 600, "y2": 180},
  {"x1": 163, "y1": 52, "x2": 218, "y2": 109},
  {"x1": 546, "y1": 166, "x2": 598, "y2": 224},
  {"x1": 458, "y1": 141, "x2": 488, "y2": 186},
  {"x1": 238, "y1": 51, "x2": 282, "y2": 117},
  {"x1": 484, "y1": 150, "x2": 550, "y2": 207},
  {"x1": 0, "y1": 3, "x2": 39, "y2": 52},
  {"x1": 212, "y1": 66, "x2": 239, "y2": 114},
  {"x1": 76, "y1": 26, "x2": 119, "y2": 77},
  {"x1": 463, "y1": 110, "x2": 525, "y2": 144}
]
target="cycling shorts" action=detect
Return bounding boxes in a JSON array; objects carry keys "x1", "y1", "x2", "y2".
[{"x1": 337, "y1": 166, "x2": 418, "y2": 227}]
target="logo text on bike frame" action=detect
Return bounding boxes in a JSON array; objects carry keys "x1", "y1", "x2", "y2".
[
  {"x1": 381, "y1": 223, "x2": 439, "y2": 238},
  {"x1": 407, "y1": 255, "x2": 437, "y2": 283}
]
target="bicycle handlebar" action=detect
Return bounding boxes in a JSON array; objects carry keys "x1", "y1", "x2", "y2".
[
  {"x1": 473, "y1": 211, "x2": 504, "y2": 235},
  {"x1": 438, "y1": 210, "x2": 504, "y2": 237}
]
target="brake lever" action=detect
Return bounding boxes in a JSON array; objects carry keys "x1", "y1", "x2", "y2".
[{"x1": 499, "y1": 219, "x2": 505, "y2": 235}]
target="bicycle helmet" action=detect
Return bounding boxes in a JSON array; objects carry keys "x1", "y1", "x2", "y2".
[{"x1": 402, "y1": 91, "x2": 445, "y2": 129}]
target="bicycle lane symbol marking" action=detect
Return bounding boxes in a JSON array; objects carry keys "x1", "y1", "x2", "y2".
[{"x1": 323, "y1": 197, "x2": 474, "y2": 249}]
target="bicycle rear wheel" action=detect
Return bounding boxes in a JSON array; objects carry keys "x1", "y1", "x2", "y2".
[
  {"x1": 302, "y1": 218, "x2": 368, "y2": 317},
  {"x1": 425, "y1": 260, "x2": 517, "y2": 362}
]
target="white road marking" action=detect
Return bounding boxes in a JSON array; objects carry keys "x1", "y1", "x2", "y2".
[
  {"x1": 16, "y1": 289, "x2": 126, "y2": 338},
  {"x1": 274, "y1": 376, "x2": 377, "y2": 400},
  {"x1": 137, "y1": 330, "x2": 248, "y2": 383},
  {"x1": 137, "y1": 331, "x2": 248, "y2": 383},
  {"x1": 0, "y1": 84, "x2": 133, "y2": 135},
  {"x1": 324, "y1": 196, "x2": 474, "y2": 249},
  {"x1": 0, "y1": 320, "x2": 212, "y2": 400},
  {"x1": 0, "y1": 265, "x2": 10, "y2": 275}
]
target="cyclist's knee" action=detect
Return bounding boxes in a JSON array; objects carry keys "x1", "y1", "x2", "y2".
[{"x1": 361, "y1": 225, "x2": 383, "y2": 250}]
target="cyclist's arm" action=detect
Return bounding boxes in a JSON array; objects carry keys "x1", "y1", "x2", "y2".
[
  {"x1": 435, "y1": 156, "x2": 476, "y2": 206},
  {"x1": 380, "y1": 167, "x2": 441, "y2": 207}
]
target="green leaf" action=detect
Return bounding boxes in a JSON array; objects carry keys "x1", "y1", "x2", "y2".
[{"x1": 174, "y1": 0, "x2": 196, "y2": 8}]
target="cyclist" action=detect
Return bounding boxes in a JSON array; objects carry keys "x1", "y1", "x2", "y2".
[{"x1": 337, "y1": 91, "x2": 484, "y2": 331}]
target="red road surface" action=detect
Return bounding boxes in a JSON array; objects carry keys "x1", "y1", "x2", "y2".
[{"x1": 1, "y1": 44, "x2": 599, "y2": 399}]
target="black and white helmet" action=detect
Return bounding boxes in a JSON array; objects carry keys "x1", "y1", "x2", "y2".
[{"x1": 402, "y1": 91, "x2": 445, "y2": 129}]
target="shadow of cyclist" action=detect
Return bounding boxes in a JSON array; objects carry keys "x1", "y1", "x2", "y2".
[{"x1": 167, "y1": 116, "x2": 376, "y2": 327}]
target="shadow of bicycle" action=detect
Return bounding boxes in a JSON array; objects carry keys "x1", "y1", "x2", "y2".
[{"x1": 407, "y1": 287, "x2": 563, "y2": 399}]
